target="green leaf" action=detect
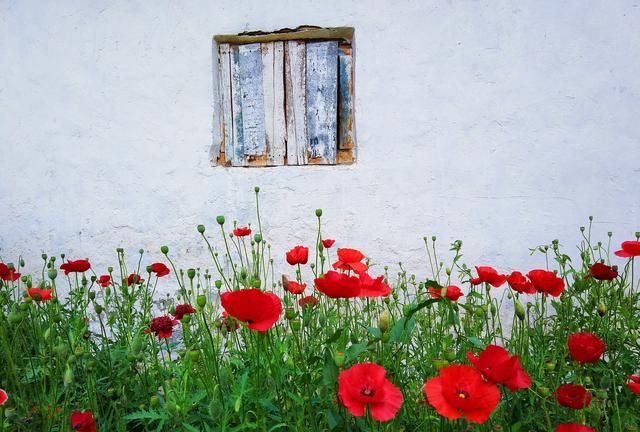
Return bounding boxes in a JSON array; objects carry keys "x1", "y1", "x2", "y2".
[
  {"x1": 467, "y1": 337, "x2": 485, "y2": 349},
  {"x1": 388, "y1": 317, "x2": 416, "y2": 344},
  {"x1": 345, "y1": 342, "x2": 369, "y2": 363},
  {"x1": 322, "y1": 348, "x2": 338, "y2": 386},
  {"x1": 325, "y1": 328, "x2": 343, "y2": 344},
  {"x1": 424, "y1": 279, "x2": 442, "y2": 289}
]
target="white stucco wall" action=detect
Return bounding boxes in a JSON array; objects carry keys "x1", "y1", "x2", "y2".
[{"x1": 1, "y1": 0, "x2": 639, "y2": 290}]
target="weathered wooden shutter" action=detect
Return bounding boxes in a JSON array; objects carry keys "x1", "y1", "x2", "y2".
[{"x1": 213, "y1": 26, "x2": 355, "y2": 167}]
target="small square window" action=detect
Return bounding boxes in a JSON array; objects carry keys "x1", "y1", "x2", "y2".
[{"x1": 212, "y1": 26, "x2": 355, "y2": 167}]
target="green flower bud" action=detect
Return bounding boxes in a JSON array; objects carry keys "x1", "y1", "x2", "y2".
[
  {"x1": 94, "y1": 304, "x2": 103, "y2": 314},
  {"x1": 181, "y1": 314, "x2": 191, "y2": 324},
  {"x1": 88, "y1": 291, "x2": 95, "y2": 300},
  {"x1": 254, "y1": 233, "x2": 262, "y2": 243},
  {"x1": 63, "y1": 365, "x2": 73, "y2": 386},
  {"x1": 285, "y1": 307, "x2": 296, "y2": 320},
  {"x1": 515, "y1": 301, "x2": 525, "y2": 321},
  {"x1": 379, "y1": 311, "x2": 391, "y2": 333},
  {"x1": 544, "y1": 361, "x2": 556, "y2": 371},
  {"x1": 315, "y1": 208, "x2": 323, "y2": 217},
  {"x1": 443, "y1": 348, "x2": 456, "y2": 362},
  {"x1": 197, "y1": 295, "x2": 206, "y2": 307},
  {"x1": 433, "y1": 358, "x2": 449, "y2": 370},
  {"x1": 197, "y1": 224, "x2": 206, "y2": 233},
  {"x1": 216, "y1": 216, "x2": 225, "y2": 225},
  {"x1": 538, "y1": 386, "x2": 550, "y2": 397},
  {"x1": 48, "y1": 269, "x2": 58, "y2": 280},
  {"x1": 215, "y1": 280, "x2": 222, "y2": 289},
  {"x1": 334, "y1": 351, "x2": 345, "y2": 368},
  {"x1": 150, "y1": 395, "x2": 160, "y2": 407},
  {"x1": 290, "y1": 319, "x2": 302, "y2": 332},
  {"x1": 254, "y1": 186, "x2": 260, "y2": 193},
  {"x1": 8, "y1": 311, "x2": 24, "y2": 325},
  {"x1": 160, "y1": 245, "x2": 169, "y2": 254},
  {"x1": 187, "y1": 268, "x2": 196, "y2": 280},
  {"x1": 188, "y1": 350, "x2": 200, "y2": 361},
  {"x1": 597, "y1": 302, "x2": 607, "y2": 317}
]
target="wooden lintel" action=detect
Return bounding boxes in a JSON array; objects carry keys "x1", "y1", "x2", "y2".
[{"x1": 214, "y1": 27, "x2": 354, "y2": 45}]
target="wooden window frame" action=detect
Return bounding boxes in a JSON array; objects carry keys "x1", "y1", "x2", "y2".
[{"x1": 212, "y1": 26, "x2": 356, "y2": 167}]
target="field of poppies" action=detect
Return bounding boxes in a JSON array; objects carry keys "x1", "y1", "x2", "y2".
[{"x1": 1, "y1": 188, "x2": 639, "y2": 431}]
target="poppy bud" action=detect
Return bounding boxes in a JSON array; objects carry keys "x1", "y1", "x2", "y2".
[
  {"x1": 433, "y1": 358, "x2": 449, "y2": 370},
  {"x1": 636, "y1": 231, "x2": 640, "y2": 239},
  {"x1": 188, "y1": 350, "x2": 200, "y2": 361},
  {"x1": 216, "y1": 216, "x2": 225, "y2": 225},
  {"x1": 150, "y1": 396, "x2": 160, "y2": 407},
  {"x1": 290, "y1": 319, "x2": 301, "y2": 332},
  {"x1": 250, "y1": 278, "x2": 261, "y2": 289},
  {"x1": 63, "y1": 365, "x2": 73, "y2": 386},
  {"x1": 379, "y1": 311, "x2": 391, "y2": 333},
  {"x1": 580, "y1": 226, "x2": 585, "y2": 232},
  {"x1": 402, "y1": 303, "x2": 413, "y2": 317},
  {"x1": 584, "y1": 376, "x2": 592, "y2": 385},
  {"x1": 254, "y1": 186, "x2": 260, "y2": 193},
  {"x1": 445, "y1": 267, "x2": 451, "y2": 276},
  {"x1": 285, "y1": 307, "x2": 296, "y2": 320},
  {"x1": 88, "y1": 291, "x2": 95, "y2": 300},
  {"x1": 443, "y1": 348, "x2": 456, "y2": 362},
  {"x1": 490, "y1": 303, "x2": 497, "y2": 316},
  {"x1": 597, "y1": 302, "x2": 607, "y2": 316},
  {"x1": 182, "y1": 314, "x2": 191, "y2": 324},
  {"x1": 334, "y1": 351, "x2": 345, "y2": 368},
  {"x1": 315, "y1": 208, "x2": 322, "y2": 217},
  {"x1": 187, "y1": 269, "x2": 196, "y2": 280},
  {"x1": 538, "y1": 386, "x2": 550, "y2": 397},
  {"x1": 94, "y1": 304, "x2": 103, "y2": 314},
  {"x1": 544, "y1": 360, "x2": 556, "y2": 371},
  {"x1": 239, "y1": 269, "x2": 247, "y2": 280},
  {"x1": 160, "y1": 245, "x2": 169, "y2": 255},
  {"x1": 215, "y1": 280, "x2": 222, "y2": 289},
  {"x1": 8, "y1": 311, "x2": 24, "y2": 324},
  {"x1": 197, "y1": 224, "x2": 206, "y2": 233},
  {"x1": 254, "y1": 234, "x2": 262, "y2": 243},
  {"x1": 515, "y1": 300, "x2": 525, "y2": 320},
  {"x1": 431, "y1": 236, "x2": 437, "y2": 242},
  {"x1": 19, "y1": 301, "x2": 30, "y2": 311},
  {"x1": 197, "y1": 295, "x2": 206, "y2": 307}
]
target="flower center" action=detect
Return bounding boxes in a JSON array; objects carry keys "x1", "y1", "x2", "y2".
[
  {"x1": 360, "y1": 387, "x2": 376, "y2": 397},
  {"x1": 456, "y1": 389, "x2": 469, "y2": 399}
]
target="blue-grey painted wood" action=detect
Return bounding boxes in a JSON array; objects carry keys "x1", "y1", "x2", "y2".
[
  {"x1": 306, "y1": 41, "x2": 338, "y2": 164},
  {"x1": 239, "y1": 43, "x2": 266, "y2": 160},
  {"x1": 230, "y1": 45, "x2": 245, "y2": 166},
  {"x1": 284, "y1": 40, "x2": 308, "y2": 165}
]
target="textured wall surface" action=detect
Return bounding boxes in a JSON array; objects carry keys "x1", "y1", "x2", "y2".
[{"x1": 1, "y1": 0, "x2": 639, "y2": 292}]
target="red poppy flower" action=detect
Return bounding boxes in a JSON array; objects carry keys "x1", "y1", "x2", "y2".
[
  {"x1": 614, "y1": 240, "x2": 640, "y2": 258},
  {"x1": 359, "y1": 273, "x2": 392, "y2": 297},
  {"x1": 97, "y1": 275, "x2": 111, "y2": 288},
  {"x1": 0, "y1": 389, "x2": 7, "y2": 406},
  {"x1": 0, "y1": 264, "x2": 20, "y2": 282},
  {"x1": 70, "y1": 411, "x2": 96, "y2": 432},
  {"x1": 429, "y1": 285, "x2": 464, "y2": 302},
  {"x1": 507, "y1": 271, "x2": 536, "y2": 294},
  {"x1": 333, "y1": 248, "x2": 368, "y2": 274},
  {"x1": 627, "y1": 375, "x2": 640, "y2": 394},
  {"x1": 126, "y1": 273, "x2": 145, "y2": 286},
  {"x1": 554, "y1": 384, "x2": 592, "y2": 409},
  {"x1": 299, "y1": 295, "x2": 318, "y2": 308},
  {"x1": 466, "y1": 345, "x2": 531, "y2": 392},
  {"x1": 286, "y1": 280, "x2": 306, "y2": 295},
  {"x1": 424, "y1": 364, "x2": 500, "y2": 424},
  {"x1": 567, "y1": 332, "x2": 606, "y2": 364},
  {"x1": 60, "y1": 259, "x2": 91, "y2": 275},
  {"x1": 233, "y1": 226, "x2": 252, "y2": 237},
  {"x1": 322, "y1": 238, "x2": 335, "y2": 248},
  {"x1": 556, "y1": 424, "x2": 596, "y2": 432},
  {"x1": 27, "y1": 287, "x2": 53, "y2": 302},
  {"x1": 527, "y1": 269, "x2": 564, "y2": 297},
  {"x1": 338, "y1": 363, "x2": 403, "y2": 422},
  {"x1": 469, "y1": 266, "x2": 507, "y2": 288},
  {"x1": 314, "y1": 271, "x2": 361, "y2": 299},
  {"x1": 145, "y1": 316, "x2": 178, "y2": 340},
  {"x1": 173, "y1": 304, "x2": 196, "y2": 320},
  {"x1": 150, "y1": 262, "x2": 170, "y2": 277},
  {"x1": 286, "y1": 246, "x2": 309, "y2": 265},
  {"x1": 220, "y1": 288, "x2": 282, "y2": 332},
  {"x1": 589, "y1": 262, "x2": 618, "y2": 281},
  {"x1": 218, "y1": 311, "x2": 239, "y2": 331}
]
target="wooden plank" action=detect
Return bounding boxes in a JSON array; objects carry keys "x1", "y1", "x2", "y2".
[
  {"x1": 284, "y1": 41, "x2": 308, "y2": 165},
  {"x1": 230, "y1": 45, "x2": 245, "y2": 166},
  {"x1": 238, "y1": 43, "x2": 267, "y2": 163},
  {"x1": 218, "y1": 43, "x2": 233, "y2": 166},
  {"x1": 261, "y1": 42, "x2": 286, "y2": 166},
  {"x1": 337, "y1": 44, "x2": 354, "y2": 151},
  {"x1": 306, "y1": 41, "x2": 338, "y2": 164},
  {"x1": 214, "y1": 27, "x2": 354, "y2": 45}
]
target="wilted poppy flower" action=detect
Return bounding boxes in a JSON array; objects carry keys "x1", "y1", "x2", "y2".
[
  {"x1": 150, "y1": 262, "x2": 170, "y2": 277},
  {"x1": 614, "y1": 240, "x2": 640, "y2": 258},
  {"x1": 314, "y1": 271, "x2": 361, "y2": 299},
  {"x1": 282, "y1": 275, "x2": 306, "y2": 295},
  {"x1": 338, "y1": 363, "x2": 403, "y2": 422},
  {"x1": 233, "y1": 226, "x2": 252, "y2": 237},
  {"x1": 527, "y1": 269, "x2": 564, "y2": 297},
  {"x1": 333, "y1": 248, "x2": 368, "y2": 274},
  {"x1": 467, "y1": 345, "x2": 531, "y2": 392},
  {"x1": 424, "y1": 364, "x2": 500, "y2": 424},
  {"x1": 627, "y1": 375, "x2": 640, "y2": 394},
  {"x1": 568, "y1": 332, "x2": 606, "y2": 363},
  {"x1": 556, "y1": 424, "x2": 596, "y2": 432},
  {"x1": 220, "y1": 288, "x2": 282, "y2": 332},
  {"x1": 174, "y1": 304, "x2": 196, "y2": 320},
  {"x1": 0, "y1": 264, "x2": 20, "y2": 282},
  {"x1": 322, "y1": 239, "x2": 335, "y2": 248},
  {"x1": 359, "y1": 273, "x2": 392, "y2": 297},
  {"x1": 507, "y1": 271, "x2": 536, "y2": 294},
  {"x1": 70, "y1": 411, "x2": 96, "y2": 432},
  {"x1": 27, "y1": 287, "x2": 53, "y2": 302},
  {"x1": 97, "y1": 275, "x2": 111, "y2": 288},
  {"x1": 126, "y1": 273, "x2": 145, "y2": 286},
  {"x1": 470, "y1": 266, "x2": 507, "y2": 288},
  {"x1": 60, "y1": 259, "x2": 91, "y2": 275},
  {"x1": 286, "y1": 246, "x2": 309, "y2": 266},
  {"x1": 299, "y1": 295, "x2": 318, "y2": 308},
  {"x1": 589, "y1": 262, "x2": 618, "y2": 281},
  {"x1": 554, "y1": 384, "x2": 592, "y2": 409},
  {"x1": 145, "y1": 316, "x2": 178, "y2": 340},
  {"x1": 0, "y1": 389, "x2": 7, "y2": 406},
  {"x1": 429, "y1": 285, "x2": 463, "y2": 302}
]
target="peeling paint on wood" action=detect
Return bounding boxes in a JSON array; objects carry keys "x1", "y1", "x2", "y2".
[
  {"x1": 284, "y1": 40, "x2": 308, "y2": 165},
  {"x1": 338, "y1": 44, "x2": 354, "y2": 151},
  {"x1": 218, "y1": 43, "x2": 233, "y2": 166},
  {"x1": 230, "y1": 45, "x2": 246, "y2": 166},
  {"x1": 239, "y1": 43, "x2": 266, "y2": 160},
  {"x1": 261, "y1": 41, "x2": 286, "y2": 166}
]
